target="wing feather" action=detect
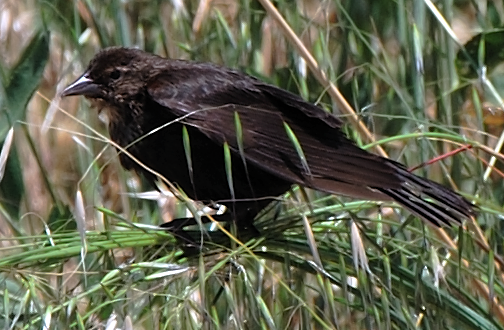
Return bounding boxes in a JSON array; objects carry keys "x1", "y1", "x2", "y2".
[
  {"x1": 146, "y1": 63, "x2": 475, "y2": 225},
  {"x1": 147, "y1": 69, "x2": 403, "y2": 198}
]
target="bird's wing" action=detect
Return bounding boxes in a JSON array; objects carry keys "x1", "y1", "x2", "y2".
[{"x1": 146, "y1": 66, "x2": 401, "y2": 200}]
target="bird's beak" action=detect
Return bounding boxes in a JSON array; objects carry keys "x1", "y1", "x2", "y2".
[{"x1": 61, "y1": 73, "x2": 101, "y2": 97}]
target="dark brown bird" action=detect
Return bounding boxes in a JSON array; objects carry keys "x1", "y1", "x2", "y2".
[{"x1": 62, "y1": 47, "x2": 475, "y2": 227}]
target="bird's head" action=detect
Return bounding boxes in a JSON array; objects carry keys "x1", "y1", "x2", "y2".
[{"x1": 62, "y1": 47, "x2": 155, "y2": 104}]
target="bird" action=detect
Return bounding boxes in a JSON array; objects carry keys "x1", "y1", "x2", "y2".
[{"x1": 62, "y1": 47, "x2": 475, "y2": 227}]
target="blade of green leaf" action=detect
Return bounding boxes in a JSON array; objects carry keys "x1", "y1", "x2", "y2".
[
  {"x1": 283, "y1": 122, "x2": 311, "y2": 176},
  {"x1": 3, "y1": 28, "x2": 49, "y2": 137},
  {"x1": 223, "y1": 141, "x2": 235, "y2": 200}
]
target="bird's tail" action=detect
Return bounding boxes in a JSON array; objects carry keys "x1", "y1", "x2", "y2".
[{"x1": 377, "y1": 163, "x2": 475, "y2": 226}]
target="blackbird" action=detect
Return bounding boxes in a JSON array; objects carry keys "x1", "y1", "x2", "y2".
[{"x1": 62, "y1": 47, "x2": 475, "y2": 227}]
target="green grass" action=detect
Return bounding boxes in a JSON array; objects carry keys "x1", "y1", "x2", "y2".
[{"x1": 0, "y1": 0, "x2": 503, "y2": 329}]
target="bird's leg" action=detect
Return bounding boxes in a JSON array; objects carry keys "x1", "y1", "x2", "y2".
[
  {"x1": 159, "y1": 208, "x2": 261, "y2": 254},
  {"x1": 231, "y1": 207, "x2": 261, "y2": 237},
  {"x1": 159, "y1": 215, "x2": 213, "y2": 232}
]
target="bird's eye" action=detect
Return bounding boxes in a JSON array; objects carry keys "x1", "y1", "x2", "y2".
[{"x1": 110, "y1": 69, "x2": 121, "y2": 80}]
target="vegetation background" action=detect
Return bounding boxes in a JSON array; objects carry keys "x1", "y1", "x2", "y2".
[{"x1": 0, "y1": 0, "x2": 503, "y2": 329}]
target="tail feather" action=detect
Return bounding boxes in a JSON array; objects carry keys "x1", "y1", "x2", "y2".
[{"x1": 378, "y1": 163, "x2": 475, "y2": 226}]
